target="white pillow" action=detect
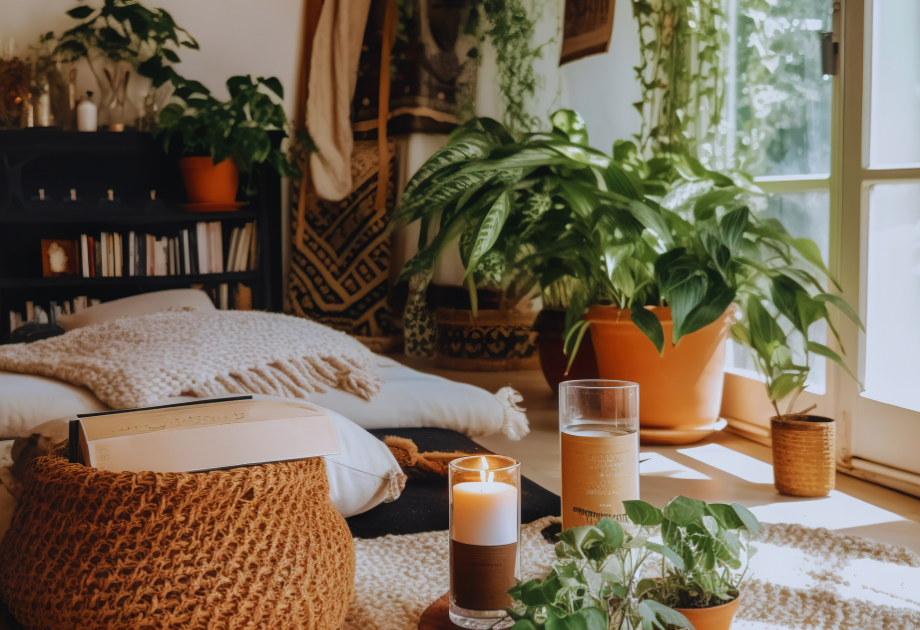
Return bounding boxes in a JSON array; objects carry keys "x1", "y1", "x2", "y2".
[
  {"x1": 0, "y1": 357, "x2": 528, "y2": 440},
  {"x1": 0, "y1": 397, "x2": 405, "y2": 520},
  {"x1": 56, "y1": 289, "x2": 215, "y2": 331}
]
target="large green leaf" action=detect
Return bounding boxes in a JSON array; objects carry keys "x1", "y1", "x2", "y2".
[
  {"x1": 400, "y1": 133, "x2": 494, "y2": 203},
  {"x1": 558, "y1": 526, "x2": 606, "y2": 559},
  {"x1": 622, "y1": 500, "x2": 663, "y2": 526},
  {"x1": 645, "y1": 541, "x2": 685, "y2": 571},
  {"x1": 630, "y1": 304, "x2": 665, "y2": 354},
  {"x1": 675, "y1": 280, "x2": 735, "y2": 344},
  {"x1": 67, "y1": 5, "x2": 95, "y2": 19},
  {"x1": 595, "y1": 518, "x2": 625, "y2": 548},
  {"x1": 705, "y1": 503, "x2": 745, "y2": 530},
  {"x1": 663, "y1": 496, "x2": 706, "y2": 525},
  {"x1": 807, "y1": 341, "x2": 859, "y2": 383},
  {"x1": 791, "y1": 238, "x2": 842, "y2": 291},
  {"x1": 731, "y1": 503, "x2": 760, "y2": 535},
  {"x1": 463, "y1": 192, "x2": 512, "y2": 281},
  {"x1": 720, "y1": 206, "x2": 750, "y2": 255},
  {"x1": 693, "y1": 188, "x2": 741, "y2": 222},
  {"x1": 814, "y1": 293, "x2": 865, "y2": 331},
  {"x1": 638, "y1": 600, "x2": 696, "y2": 630},
  {"x1": 551, "y1": 109, "x2": 589, "y2": 146}
]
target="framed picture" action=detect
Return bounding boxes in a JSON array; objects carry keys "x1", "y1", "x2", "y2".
[{"x1": 41, "y1": 238, "x2": 79, "y2": 277}]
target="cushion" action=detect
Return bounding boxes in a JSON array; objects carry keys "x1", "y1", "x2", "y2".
[
  {"x1": 55, "y1": 288, "x2": 216, "y2": 331},
  {"x1": 0, "y1": 397, "x2": 403, "y2": 519},
  {"x1": 0, "y1": 357, "x2": 525, "y2": 441},
  {"x1": 346, "y1": 428, "x2": 560, "y2": 539},
  {"x1": 0, "y1": 455, "x2": 354, "y2": 630}
]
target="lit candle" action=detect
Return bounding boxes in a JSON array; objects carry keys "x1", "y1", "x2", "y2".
[{"x1": 452, "y1": 478, "x2": 518, "y2": 546}]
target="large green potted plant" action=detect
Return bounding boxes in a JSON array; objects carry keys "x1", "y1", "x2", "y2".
[
  {"x1": 389, "y1": 111, "x2": 604, "y2": 374},
  {"x1": 158, "y1": 74, "x2": 302, "y2": 205},
  {"x1": 507, "y1": 496, "x2": 760, "y2": 630}
]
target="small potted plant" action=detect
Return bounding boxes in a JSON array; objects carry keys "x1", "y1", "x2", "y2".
[
  {"x1": 157, "y1": 74, "x2": 302, "y2": 206},
  {"x1": 506, "y1": 496, "x2": 760, "y2": 630}
]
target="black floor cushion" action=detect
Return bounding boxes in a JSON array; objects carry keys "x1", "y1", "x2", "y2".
[{"x1": 346, "y1": 428, "x2": 560, "y2": 539}]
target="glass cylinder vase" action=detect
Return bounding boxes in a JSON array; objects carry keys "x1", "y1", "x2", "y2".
[
  {"x1": 449, "y1": 455, "x2": 521, "y2": 630},
  {"x1": 560, "y1": 380, "x2": 640, "y2": 530}
]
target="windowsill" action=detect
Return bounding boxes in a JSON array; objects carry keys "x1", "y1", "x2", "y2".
[{"x1": 393, "y1": 355, "x2": 920, "y2": 554}]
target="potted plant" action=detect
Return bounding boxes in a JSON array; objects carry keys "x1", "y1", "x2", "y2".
[
  {"x1": 507, "y1": 496, "x2": 760, "y2": 630},
  {"x1": 390, "y1": 110, "x2": 606, "y2": 375},
  {"x1": 55, "y1": 0, "x2": 199, "y2": 127},
  {"x1": 157, "y1": 74, "x2": 302, "y2": 205}
]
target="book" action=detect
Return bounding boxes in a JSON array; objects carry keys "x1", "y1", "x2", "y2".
[
  {"x1": 249, "y1": 221, "x2": 258, "y2": 271},
  {"x1": 154, "y1": 237, "x2": 168, "y2": 276},
  {"x1": 114, "y1": 233, "x2": 123, "y2": 277},
  {"x1": 235, "y1": 283, "x2": 252, "y2": 311},
  {"x1": 209, "y1": 221, "x2": 223, "y2": 274},
  {"x1": 80, "y1": 235, "x2": 90, "y2": 277},
  {"x1": 189, "y1": 229, "x2": 199, "y2": 275},
  {"x1": 227, "y1": 227, "x2": 240, "y2": 272},
  {"x1": 25, "y1": 301, "x2": 34, "y2": 322},
  {"x1": 75, "y1": 397, "x2": 340, "y2": 474},
  {"x1": 94, "y1": 239, "x2": 102, "y2": 278},
  {"x1": 100, "y1": 232, "x2": 109, "y2": 277},
  {"x1": 181, "y1": 230, "x2": 191, "y2": 276},
  {"x1": 128, "y1": 231, "x2": 136, "y2": 277},
  {"x1": 196, "y1": 222, "x2": 210, "y2": 274},
  {"x1": 146, "y1": 234, "x2": 155, "y2": 277},
  {"x1": 219, "y1": 283, "x2": 229, "y2": 310},
  {"x1": 236, "y1": 223, "x2": 251, "y2": 272},
  {"x1": 88, "y1": 236, "x2": 96, "y2": 278},
  {"x1": 107, "y1": 233, "x2": 115, "y2": 279}
]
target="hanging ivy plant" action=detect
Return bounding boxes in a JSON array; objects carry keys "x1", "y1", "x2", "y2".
[{"x1": 632, "y1": 0, "x2": 730, "y2": 167}]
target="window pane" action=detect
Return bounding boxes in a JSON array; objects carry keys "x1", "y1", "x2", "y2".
[
  {"x1": 869, "y1": 0, "x2": 920, "y2": 168},
  {"x1": 726, "y1": 190, "x2": 830, "y2": 393},
  {"x1": 863, "y1": 182, "x2": 920, "y2": 411},
  {"x1": 731, "y1": 0, "x2": 832, "y2": 177}
]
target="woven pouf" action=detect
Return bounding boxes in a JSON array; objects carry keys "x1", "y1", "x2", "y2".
[
  {"x1": 0, "y1": 455, "x2": 355, "y2": 630},
  {"x1": 771, "y1": 414, "x2": 836, "y2": 497}
]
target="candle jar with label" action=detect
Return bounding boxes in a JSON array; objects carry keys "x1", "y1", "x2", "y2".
[
  {"x1": 560, "y1": 380, "x2": 639, "y2": 530},
  {"x1": 449, "y1": 455, "x2": 521, "y2": 629}
]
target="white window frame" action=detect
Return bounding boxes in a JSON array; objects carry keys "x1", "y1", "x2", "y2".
[{"x1": 722, "y1": 0, "x2": 920, "y2": 497}]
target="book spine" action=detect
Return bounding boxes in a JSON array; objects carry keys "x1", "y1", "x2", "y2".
[
  {"x1": 128, "y1": 231, "x2": 135, "y2": 277},
  {"x1": 196, "y1": 222, "x2": 209, "y2": 274},
  {"x1": 80, "y1": 234, "x2": 90, "y2": 277}
]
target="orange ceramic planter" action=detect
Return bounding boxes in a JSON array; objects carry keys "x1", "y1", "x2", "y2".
[
  {"x1": 586, "y1": 306, "x2": 732, "y2": 431},
  {"x1": 676, "y1": 597, "x2": 740, "y2": 630},
  {"x1": 179, "y1": 157, "x2": 239, "y2": 204}
]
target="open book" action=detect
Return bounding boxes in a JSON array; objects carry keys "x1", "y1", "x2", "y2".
[{"x1": 72, "y1": 396, "x2": 340, "y2": 473}]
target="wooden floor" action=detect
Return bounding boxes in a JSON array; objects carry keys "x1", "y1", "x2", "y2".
[{"x1": 395, "y1": 356, "x2": 920, "y2": 554}]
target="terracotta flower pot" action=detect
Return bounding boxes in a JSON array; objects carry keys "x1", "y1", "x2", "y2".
[
  {"x1": 434, "y1": 307, "x2": 539, "y2": 371},
  {"x1": 771, "y1": 414, "x2": 835, "y2": 497},
  {"x1": 586, "y1": 306, "x2": 732, "y2": 434},
  {"x1": 533, "y1": 309, "x2": 599, "y2": 391},
  {"x1": 179, "y1": 156, "x2": 239, "y2": 204},
  {"x1": 675, "y1": 597, "x2": 740, "y2": 630}
]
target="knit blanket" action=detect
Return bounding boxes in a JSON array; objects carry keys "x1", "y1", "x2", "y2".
[
  {"x1": 0, "y1": 310, "x2": 382, "y2": 409},
  {"x1": 347, "y1": 517, "x2": 920, "y2": 630}
]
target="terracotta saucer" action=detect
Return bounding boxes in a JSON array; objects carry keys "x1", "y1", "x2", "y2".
[{"x1": 639, "y1": 418, "x2": 728, "y2": 445}]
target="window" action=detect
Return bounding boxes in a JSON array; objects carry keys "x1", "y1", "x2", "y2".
[{"x1": 721, "y1": 0, "x2": 836, "y2": 427}]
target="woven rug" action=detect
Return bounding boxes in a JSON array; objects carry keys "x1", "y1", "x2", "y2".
[{"x1": 347, "y1": 517, "x2": 920, "y2": 630}]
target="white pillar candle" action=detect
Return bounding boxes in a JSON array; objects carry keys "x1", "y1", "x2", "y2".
[{"x1": 452, "y1": 481, "x2": 518, "y2": 546}]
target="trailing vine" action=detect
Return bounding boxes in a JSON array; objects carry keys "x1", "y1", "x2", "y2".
[{"x1": 632, "y1": 0, "x2": 730, "y2": 167}]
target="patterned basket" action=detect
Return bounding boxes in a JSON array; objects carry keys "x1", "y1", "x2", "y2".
[
  {"x1": 771, "y1": 415, "x2": 836, "y2": 497},
  {"x1": 434, "y1": 307, "x2": 539, "y2": 371},
  {"x1": 0, "y1": 455, "x2": 355, "y2": 630}
]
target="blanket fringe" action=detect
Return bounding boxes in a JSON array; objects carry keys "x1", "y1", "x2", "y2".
[
  {"x1": 494, "y1": 387, "x2": 529, "y2": 440},
  {"x1": 188, "y1": 355, "x2": 381, "y2": 402}
]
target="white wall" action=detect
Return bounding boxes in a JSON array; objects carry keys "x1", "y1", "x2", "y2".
[{"x1": 0, "y1": 0, "x2": 304, "y2": 116}]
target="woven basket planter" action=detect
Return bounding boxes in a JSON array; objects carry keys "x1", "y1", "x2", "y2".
[
  {"x1": 771, "y1": 415, "x2": 836, "y2": 497},
  {"x1": 0, "y1": 455, "x2": 355, "y2": 630},
  {"x1": 434, "y1": 307, "x2": 539, "y2": 371}
]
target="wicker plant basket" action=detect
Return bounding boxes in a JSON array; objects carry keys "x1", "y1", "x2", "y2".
[
  {"x1": 0, "y1": 454, "x2": 355, "y2": 630},
  {"x1": 771, "y1": 414, "x2": 836, "y2": 497},
  {"x1": 434, "y1": 307, "x2": 539, "y2": 371}
]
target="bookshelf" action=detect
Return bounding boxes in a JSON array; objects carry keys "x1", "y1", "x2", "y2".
[{"x1": 0, "y1": 129, "x2": 284, "y2": 344}]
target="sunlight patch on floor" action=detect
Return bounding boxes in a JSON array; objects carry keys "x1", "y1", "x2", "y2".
[
  {"x1": 677, "y1": 443, "x2": 774, "y2": 484},
  {"x1": 751, "y1": 491, "x2": 908, "y2": 531},
  {"x1": 638, "y1": 452, "x2": 711, "y2": 480}
]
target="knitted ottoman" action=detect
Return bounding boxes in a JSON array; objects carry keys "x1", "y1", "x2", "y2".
[{"x1": 0, "y1": 455, "x2": 355, "y2": 630}]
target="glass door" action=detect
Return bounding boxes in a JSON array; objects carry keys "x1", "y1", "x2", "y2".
[{"x1": 839, "y1": 0, "x2": 920, "y2": 487}]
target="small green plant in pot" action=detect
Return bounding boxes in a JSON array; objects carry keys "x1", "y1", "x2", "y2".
[
  {"x1": 506, "y1": 496, "x2": 759, "y2": 630},
  {"x1": 158, "y1": 74, "x2": 303, "y2": 204}
]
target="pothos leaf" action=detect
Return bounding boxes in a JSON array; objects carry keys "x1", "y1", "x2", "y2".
[
  {"x1": 629, "y1": 304, "x2": 665, "y2": 354},
  {"x1": 645, "y1": 541, "x2": 685, "y2": 571},
  {"x1": 638, "y1": 600, "x2": 696, "y2": 630},
  {"x1": 623, "y1": 500, "x2": 663, "y2": 526},
  {"x1": 730, "y1": 503, "x2": 760, "y2": 536}
]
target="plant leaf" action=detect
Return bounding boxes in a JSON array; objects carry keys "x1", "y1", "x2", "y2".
[
  {"x1": 720, "y1": 205, "x2": 750, "y2": 255},
  {"x1": 596, "y1": 518, "x2": 625, "y2": 548},
  {"x1": 814, "y1": 293, "x2": 865, "y2": 331},
  {"x1": 791, "y1": 238, "x2": 841, "y2": 290},
  {"x1": 645, "y1": 541, "x2": 685, "y2": 571},
  {"x1": 807, "y1": 341, "x2": 859, "y2": 383},
  {"x1": 730, "y1": 503, "x2": 760, "y2": 535},
  {"x1": 630, "y1": 304, "x2": 665, "y2": 354},
  {"x1": 551, "y1": 109, "x2": 589, "y2": 146},
  {"x1": 66, "y1": 5, "x2": 95, "y2": 19},
  {"x1": 464, "y1": 191, "x2": 512, "y2": 281},
  {"x1": 663, "y1": 496, "x2": 706, "y2": 525},
  {"x1": 623, "y1": 500, "x2": 663, "y2": 526}
]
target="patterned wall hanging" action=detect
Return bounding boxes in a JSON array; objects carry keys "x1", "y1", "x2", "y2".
[{"x1": 288, "y1": 140, "x2": 397, "y2": 349}]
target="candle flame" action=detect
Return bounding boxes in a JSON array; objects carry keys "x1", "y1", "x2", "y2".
[{"x1": 478, "y1": 457, "x2": 494, "y2": 483}]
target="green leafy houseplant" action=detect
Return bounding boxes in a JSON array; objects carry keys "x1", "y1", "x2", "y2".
[
  {"x1": 507, "y1": 496, "x2": 759, "y2": 630},
  {"x1": 157, "y1": 75, "x2": 303, "y2": 196},
  {"x1": 55, "y1": 0, "x2": 199, "y2": 88}
]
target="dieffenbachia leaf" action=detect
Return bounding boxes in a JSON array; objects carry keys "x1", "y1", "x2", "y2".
[{"x1": 463, "y1": 191, "x2": 512, "y2": 281}]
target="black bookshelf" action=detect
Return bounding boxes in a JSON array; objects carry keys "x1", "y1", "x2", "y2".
[{"x1": 0, "y1": 129, "x2": 284, "y2": 344}]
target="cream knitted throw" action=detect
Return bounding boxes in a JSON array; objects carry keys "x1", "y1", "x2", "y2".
[
  {"x1": 347, "y1": 517, "x2": 920, "y2": 630},
  {"x1": 0, "y1": 310, "x2": 382, "y2": 409}
]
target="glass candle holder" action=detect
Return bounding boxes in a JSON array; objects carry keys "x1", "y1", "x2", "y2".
[
  {"x1": 560, "y1": 380, "x2": 639, "y2": 530},
  {"x1": 449, "y1": 455, "x2": 521, "y2": 630}
]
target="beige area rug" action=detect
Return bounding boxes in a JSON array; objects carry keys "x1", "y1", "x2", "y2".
[{"x1": 347, "y1": 517, "x2": 920, "y2": 630}]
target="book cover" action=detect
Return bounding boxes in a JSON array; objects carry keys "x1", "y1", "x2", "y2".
[
  {"x1": 181, "y1": 230, "x2": 191, "y2": 276},
  {"x1": 101, "y1": 233, "x2": 109, "y2": 277},
  {"x1": 236, "y1": 223, "x2": 251, "y2": 272},
  {"x1": 189, "y1": 228, "x2": 200, "y2": 275},
  {"x1": 107, "y1": 233, "x2": 115, "y2": 279},
  {"x1": 219, "y1": 283, "x2": 229, "y2": 310},
  {"x1": 88, "y1": 236, "x2": 96, "y2": 278},
  {"x1": 94, "y1": 239, "x2": 102, "y2": 278},
  {"x1": 212, "y1": 221, "x2": 224, "y2": 274},
  {"x1": 196, "y1": 222, "x2": 210, "y2": 274},
  {"x1": 154, "y1": 237, "x2": 167, "y2": 276},
  {"x1": 248, "y1": 221, "x2": 258, "y2": 271},
  {"x1": 114, "y1": 233, "x2": 123, "y2": 277},
  {"x1": 146, "y1": 234, "x2": 155, "y2": 277},
  {"x1": 227, "y1": 227, "x2": 240, "y2": 273},
  {"x1": 77, "y1": 398, "x2": 340, "y2": 474},
  {"x1": 128, "y1": 231, "x2": 135, "y2": 277}
]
